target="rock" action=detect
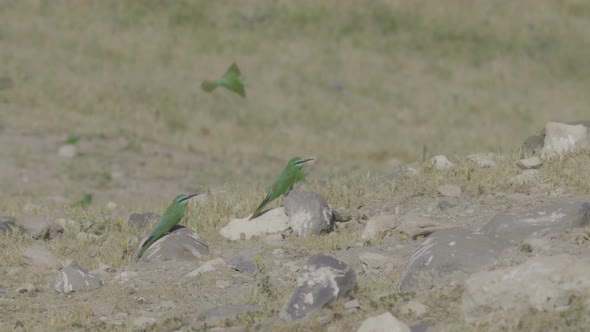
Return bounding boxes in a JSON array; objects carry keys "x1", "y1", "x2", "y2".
[
  {"x1": 115, "y1": 271, "x2": 137, "y2": 283},
  {"x1": 106, "y1": 201, "x2": 117, "y2": 210},
  {"x1": 22, "y1": 245, "x2": 62, "y2": 273},
  {"x1": 132, "y1": 316, "x2": 157, "y2": 328},
  {"x1": 0, "y1": 216, "x2": 23, "y2": 234},
  {"x1": 429, "y1": 198, "x2": 457, "y2": 211},
  {"x1": 508, "y1": 169, "x2": 540, "y2": 185},
  {"x1": 398, "y1": 228, "x2": 509, "y2": 291},
  {"x1": 192, "y1": 304, "x2": 264, "y2": 324},
  {"x1": 344, "y1": 299, "x2": 360, "y2": 311},
  {"x1": 467, "y1": 153, "x2": 496, "y2": 168},
  {"x1": 462, "y1": 255, "x2": 590, "y2": 322},
  {"x1": 516, "y1": 156, "x2": 543, "y2": 170},
  {"x1": 480, "y1": 197, "x2": 590, "y2": 243},
  {"x1": 132, "y1": 225, "x2": 208, "y2": 263},
  {"x1": 359, "y1": 252, "x2": 390, "y2": 273},
  {"x1": 281, "y1": 254, "x2": 356, "y2": 320},
  {"x1": 227, "y1": 255, "x2": 257, "y2": 273},
  {"x1": 397, "y1": 212, "x2": 441, "y2": 239},
  {"x1": 284, "y1": 191, "x2": 334, "y2": 236},
  {"x1": 128, "y1": 212, "x2": 159, "y2": 230},
  {"x1": 16, "y1": 215, "x2": 64, "y2": 240},
  {"x1": 437, "y1": 185, "x2": 462, "y2": 197},
  {"x1": 400, "y1": 300, "x2": 429, "y2": 317},
  {"x1": 520, "y1": 121, "x2": 590, "y2": 158},
  {"x1": 542, "y1": 121, "x2": 590, "y2": 158},
  {"x1": 431, "y1": 155, "x2": 454, "y2": 170},
  {"x1": 53, "y1": 262, "x2": 103, "y2": 293},
  {"x1": 220, "y1": 207, "x2": 290, "y2": 241},
  {"x1": 17, "y1": 283, "x2": 37, "y2": 293},
  {"x1": 361, "y1": 214, "x2": 397, "y2": 241},
  {"x1": 58, "y1": 145, "x2": 77, "y2": 158},
  {"x1": 185, "y1": 258, "x2": 226, "y2": 277},
  {"x1": 357, "y1": 312, "x2": 410, "y2": 332},
  {"x1": 215, "y1": 279, "x2": 230, "y2": 288}
]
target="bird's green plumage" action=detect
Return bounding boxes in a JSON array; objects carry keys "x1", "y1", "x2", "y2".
[
  {"x1": 201, "y1": 63, "x2": 246, "y2": 98},
  {"x1": 135, "y1": 194, "x2": 198, "y2": 261},
  {"x1": 250, "y1": 157, "x2": 313, "y2": 220}
]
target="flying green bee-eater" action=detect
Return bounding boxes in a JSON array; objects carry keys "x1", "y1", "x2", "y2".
[
  {"x1": 201, "y1": 63, "x2": 246, "y2": 98},
  {"x1": 134, "y1": 193, "x2": 199, "y2": 262},
  {"x1": 249, "y1": 157, "x2": 314, "y2": 220}
]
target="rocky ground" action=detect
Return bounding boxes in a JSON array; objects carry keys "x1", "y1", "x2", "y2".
[{"x1": 1, "y1": 121, "x2": 590, "y2": 332}]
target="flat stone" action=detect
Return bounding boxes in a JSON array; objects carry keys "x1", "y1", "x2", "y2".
[
  {"x1": 17, "y1": 283, "x2": 37, "y2": 293},
  {"x1": 359, "y1": 252, "x2": 390, "y2": 272},
  {"x1": 437, "y1": 185, "x2": 462, "y2": 197},
  {"x1": 132, "y1": 316, "x2": 157, "y2": 328},
  {"x1": 58, "y1": 145, "x2": 77, "y2": 158},
  {"x1": 431, "y1": 155, "x2": 454, "y2": 170},
  {"x1": 542, "y1": 121, "x2": 590, "y2": 158},
  {"x1": 467, "y1": 153, "x2": 496, "y2": 168},
  {"x1": 361, "y1": 214, "x2": 397, "y2": 241},
  {"x1": 16, "y1": 215, "x2": 64, "y2": 240},
  {"x1": 397, "y1": 212, "x2": 442, "y2": 239},
  {"x1": 284, "y1": 191, "x2": 334, "y2": 236},
  {"x1": 185, "y1": 258, "x2": 226, "y2": 277},
  {"x1": 509, "y1": 169, "x2": 540, "y2": 185},
  {"x1": 281, "y1": 254, "x2": 356, "y2": 320},
  {"x1": 53, "y1": 262, "x2": 103, "y2": 293},
  {"x1": 357, "y1": 312, "x2": 410, "y2": 332},
  {"x1": 398, "y1": 228, "x2": 509, "y2": 291},
  {"x1": 480, "y1": 197, "x2": 590, "y2": 243},
  {"x1": 516, "y1": 156, "x2": 543, "y2": 170},
  {"x1": 0, "y1": 216, "x2": 23, "y2": 234},
  {"x1": 462, "y1": 255, "x2": 590, "y2": 322},
  {"x1": 227, "y1": 255, "x2": 257, "y2": 273},
  {"x1": 344, "y1": 299, "x2": 360, "y2": 310},
  {"x1": 220, "y1": 207, "x2": 290, "y2": 241},
  {"x1": 132, "y1": 225, "x2": 209, "y2": 263},
  {"x1": 400, "y1": 300, "x2": 429, "y2": 317},
  {"x1": 22, "y1": 245, "x2": 62, "y2": 273},
  {"x1": 520, "y1": 121, "x2": 590, "y2": 158}
]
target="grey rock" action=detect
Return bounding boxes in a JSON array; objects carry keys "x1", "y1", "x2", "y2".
[
  {"x1": 17, "y1": 283, "x2": 37, "y2": 293},
  {"x1": 361, "y1": 214, "x2": 397, "y2": 241},
  {"x1": 185, "y1": 258, "x2": 226, "y2": 277},
  {"x1": 284, "y1": 191, "x2": 333, "y2": 236},
  {"x1": 0, "y1": 216, "x2": 23, "y2": 234},
  {"x1": 462, "y1": 255, "x2": 590, "y2": 322},
  {"x1": 542, "y1": 121, "x2": 590, "y2": 158},
  {"x1": 192, "y1": 304, "x2": 264, "y2": 324},
  {"x1": 281, "y1": 254, "x2": 356, "y2": 320},
  {"x1": 53, "y1": 262, "x2": 103, "y2": 293},
  {"x1": 227, "y1": 255, "x2": 257, "y2": 273},
  {"x1": 58, "y1": 145, "x2": 77, "y2": 158},
  {"x1": 467, "y1": 153, "x2": 496, "y2": 168},
  {"x1": 360, "y1": 252, "x2": 391, "y2": 273},
  {"x1": 520, "y1": 121, "x2": 590, "y2": 158},
  {"x1": 508, "y1": 169, "x2": 540, "y2": 185},
  {"x1": 516, "y1": 156, "x2": 543, "y2": 170},
  {"x1": 397, "y1": 213, "x2": 442, "y2": 240},
  {"x1": 357, "y1": 312, "x2": 410, "y2": 332},
  {"x1": 400, "y1": 300, "x2": 429, "y2": 317},
  {"x1": 431, "y1": 155, "x2": 454, "y2": 170},
  {"x1": 480, "y1": 198, "x2": 590, "y2": 243},
  {"x1": 16, "y1": 215, "x2": 64, "y2": 240},
  {"x1": 398, "y1": 228, "x2": 509, "y2": 291},
  {"x1": 133, "y1": 225, "x2": 209, "y2": 263},
  {"x1": 431, "y1": 198, "x2": 458, "y2": 211},
  {"x1": 437, "y1": 185, "x2": 462, "y2": 197},
  {"x1": 132, "y1": 316, "x2": 157, "y2": 328},
  {"x1": 220, "y1": 207, "x2": 290, "y2": 241},
  {"x1": 22, "y1": 245, "x2": 62, "y2": 273},
  {"x1": 344, "y1": 299, "x2": 360, "y2": 310},
  {"x1": 128, "y1": 212, "x2": 159, "y2": 230}
]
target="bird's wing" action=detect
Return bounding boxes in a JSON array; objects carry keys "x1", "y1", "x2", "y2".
[{"x1": 225, "y1": 63, "x2": 241, "y2": 77}]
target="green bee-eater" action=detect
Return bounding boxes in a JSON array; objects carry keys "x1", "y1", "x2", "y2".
[
  {"x1": 250, "y1": 157, "x2": 314, "y2": 220},
  {"x1": 201, "y1": 63, "x2": 246, "y2": 98},
  {"x1": 134, "y1": 193, "x2": 199, "y2": 262}
]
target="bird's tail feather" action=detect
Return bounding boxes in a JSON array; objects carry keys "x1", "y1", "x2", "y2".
[
  {"x1": 201, "y1": 80, "x2": 218, "y2": 93},
  {"x1": 249, "y1": 193, "x2": 272, "y2": 220},
  {"x1": 225, "y1": 82, "x2": 246, "y2": 98}
]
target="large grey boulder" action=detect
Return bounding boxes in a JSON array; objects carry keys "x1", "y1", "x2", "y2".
[
  {"x1": 480, "y1": 197, "x2": 590, "y2": 243},
  {"x1": 53, "y1": 262, "x2": 103, "y2": 293},
  {"x1": 542, "y1": 121, "x2": 590, "y2": 158},
  {"x1": 356, "y1": 312, "x2": 410, "y2": 332},
  {"x1": 284, "y1": 191, "x2": 333, "y2": 236},
  {"x1": 132, "y1": 225, "x2": 209, "y2": 263},
  {"x1": 520, "y1": 120, "x2": 590, "y2": 158},
  {"x1": 281, "y1": 254, "x2": 356, "y2": 320},
  {"x1": 220, "y1": 207, "x2": 290, "y2": 241},
  {"x1": 462, "y1": 255, "x2": 590, "y2": 322},
  {"x1": 398, "y1": 228, "x2": 509, "y2": 291},
  {"x1": 16, "y1": 215, "x2": 64, "y2": 240}
]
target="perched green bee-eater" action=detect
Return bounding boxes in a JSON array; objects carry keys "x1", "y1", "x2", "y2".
[
  {"x1": 134, "y1": 193, "x2": 199, "y2": 262},
  {"x1": 201, "y1": 63, "x2": 246, "y2": 98},
  {"x1": 250, "y1": 157, "x2": 314, "y2": 220}
]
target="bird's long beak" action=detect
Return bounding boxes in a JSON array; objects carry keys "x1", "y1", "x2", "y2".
[
  {"x1": 179, "y1": 193, "x2": 200, "y2": 203},
  {"x1": 300, "y1": 158, "x2": 314, "y2": 164}
]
